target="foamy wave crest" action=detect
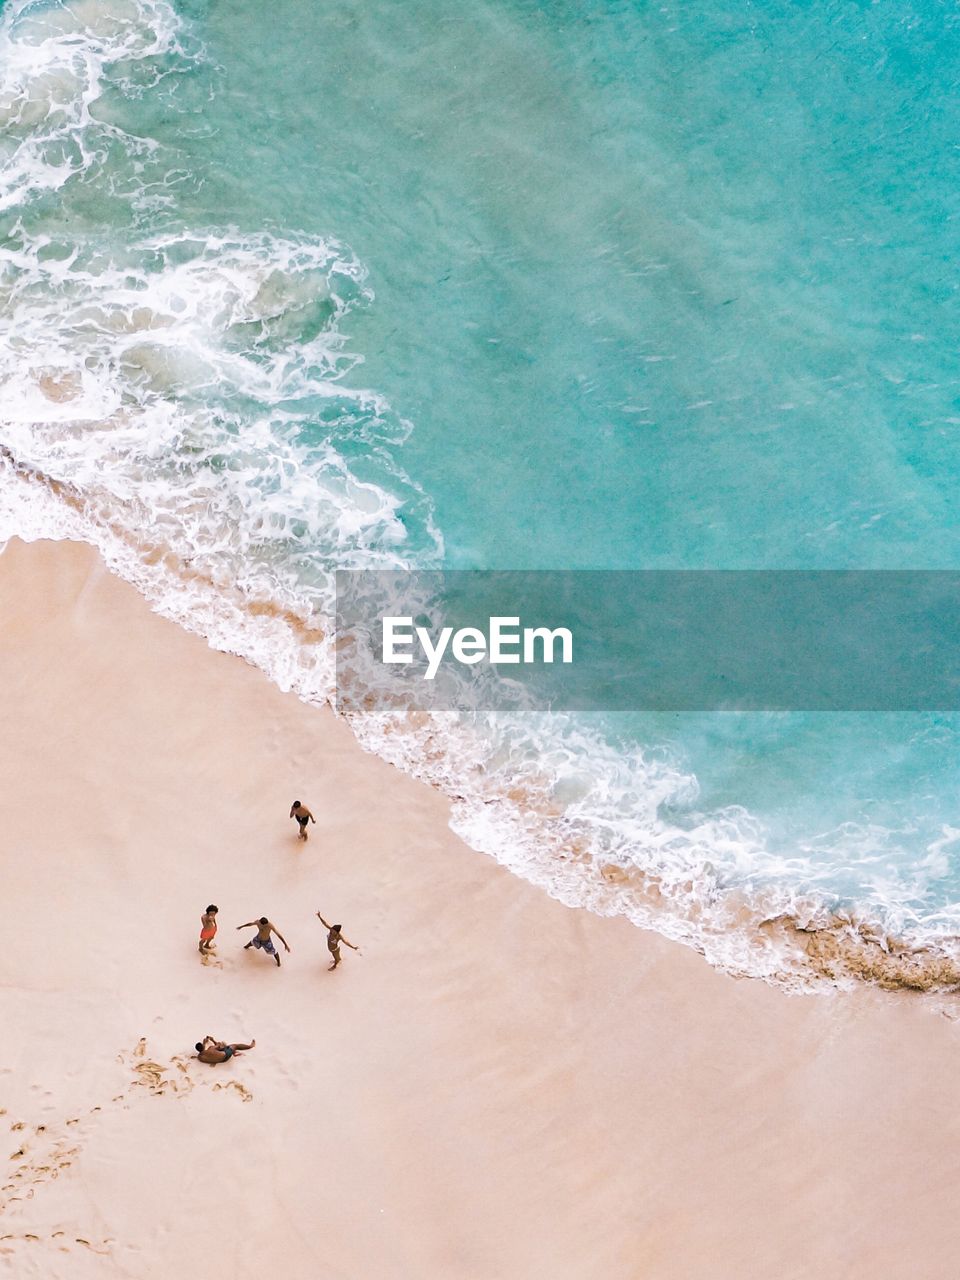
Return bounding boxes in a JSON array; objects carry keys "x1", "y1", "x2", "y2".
[
  {"x1": 0, "y1": 0, "x2": 187, "y2": 212},
  {"x1": 341, "y1": 693, "x2": 960, "y2": 990},
  {"x1": 0, "y1": 224, "x2": 443, "y2": 691}
]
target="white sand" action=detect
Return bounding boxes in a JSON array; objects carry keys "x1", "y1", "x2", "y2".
[{"x1": 2, "y1": 537, "x2": 959, "y2": 1279}]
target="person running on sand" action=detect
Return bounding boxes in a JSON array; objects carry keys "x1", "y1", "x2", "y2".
[
  {"x1": 238, "y1": 917, "x2": 290, "y2": 966},
  {"x1": 195, "y1": 1037, "x2": 255, "y2": 1065},
  {"x1": 290, "y1": 800, "x2": 316, "y2": 841},
  {"x1": 316, "y1": 912, "x2": 360, "y2": 970},
  {"x1": 199, "y1": 905, "x2": 218, "y2": 954}
]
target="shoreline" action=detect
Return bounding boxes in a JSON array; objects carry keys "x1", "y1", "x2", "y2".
[
  {"x1": 5, "y1": 454, "x2": 960, "y2": 995},
  {"x1": 2, "y1": 536, "x2": 960, "y2": 1277}
]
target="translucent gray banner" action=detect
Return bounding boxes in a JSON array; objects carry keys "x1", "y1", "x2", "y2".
[{"x1": 335, "y1": 570, "x2": 960, "y2": 712}]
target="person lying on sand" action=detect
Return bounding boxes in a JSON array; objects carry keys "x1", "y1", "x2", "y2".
[
  {"x1": 238, "y1": 916, "x2": 290, "y2": 966},
  {"x1": 195, "y1": 1037, "x2": 255, "y2": 1065},
  {"x1": 290, "y1": 800, "x2": 316, "y2": 841},
  {"x1": 316, "y1": 912, "x2": 360, "y2": 970},
  {"x1": 199, "y1": 904, "x2": 218, "y2": 954}
]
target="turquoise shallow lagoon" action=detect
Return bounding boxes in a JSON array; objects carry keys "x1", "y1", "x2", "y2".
[{"x1": 2, "y1": 0, "x2": 960, "y2": 980}]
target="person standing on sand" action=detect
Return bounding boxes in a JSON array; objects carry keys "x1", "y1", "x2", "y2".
[
  {"x1": 290, "y1": 800, "x2": 316, "y2": 841},
  {"x1": 199, "y1": 904, "x2": 218, "y2": 954},
  {"x1": 316, "y1": 911, "x2": 360, "y2": 970},
  {"x1": 195, "y1": 1037, "x2": 255, "y2": 1065},
  {"x1": 237, "y1": 916, "x2": 290, "y2": 966}
]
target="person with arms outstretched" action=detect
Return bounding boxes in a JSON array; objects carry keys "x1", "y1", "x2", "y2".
[
  {"x1": 290, "y1": 800, "x2": 316, "y2": 842},
  {"x1": 316, "y1": 911, "x2": 359, "y2": 970},
  {"x1": 238, "y1": 916, "x2": 290, "y2": 967}
]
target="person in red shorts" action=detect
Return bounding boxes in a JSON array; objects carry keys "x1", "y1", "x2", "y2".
[{"x1": 199, "y1": 904, "x2": 218, "y2": 955}]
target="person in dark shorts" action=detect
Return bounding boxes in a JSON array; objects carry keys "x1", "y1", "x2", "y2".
[
  {"x1": 237, "y1": 916, "x2": 291, "y2": 967},
  {"x1": 195, "y1": 1037, "x2": 255, "y2": 1065},
  {"x1": 316, "y1": 911, "x2": 360, "y2": 970},
  {"x1": 290, "y1": 800, "x2": 316, "y2": 841}
]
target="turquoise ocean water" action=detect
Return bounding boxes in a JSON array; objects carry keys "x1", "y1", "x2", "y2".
[{"x1": 2, "y1": 0, "x2": 959, "y2": 984}]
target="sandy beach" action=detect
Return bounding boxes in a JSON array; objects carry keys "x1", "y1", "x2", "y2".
[{"x1": 1, "y1": 536, "x2": 959, "y2": 1279}]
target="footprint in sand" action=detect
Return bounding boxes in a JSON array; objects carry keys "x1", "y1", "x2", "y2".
[
  {"x1": 1, "y1": 1036, "x2": 253, "y2": 1219},
  {"x1": 211, "y1": 1080, "x2": 253, "y2": 1103},
  {"x1": 0, "y1": 1230, "x2": 113, "y2": 1257},
  {"x1": 76, "y1": 1237, "x2": 113, "y2": 1254},
  {"x1": 2, "y1": 1098, "x2": 100, "y2": 1215}
]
